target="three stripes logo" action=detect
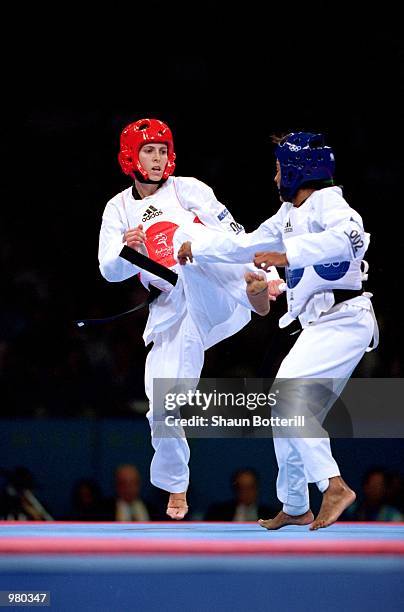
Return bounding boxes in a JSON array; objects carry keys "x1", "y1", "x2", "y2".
[
  {"x1": 284, "y1": 218, "x2": 293, "y2": 233},
  {"x1": 142, "y1": 205, "x2": 163, "y2": 222}
]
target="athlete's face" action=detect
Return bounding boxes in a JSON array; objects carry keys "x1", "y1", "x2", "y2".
[
  {"x1": 274, "y1": 160, "x2": 281, "y2": 189},
  {"x1": 116, "y1": 467, "x2": 141, "y2": 503},
  {"x1": 139, "y1": 143, "x2": 168, "y2": 181},
  {"x1": 274, "y1": 160, "x2": 283, "y2": 201},
  {"x1": 234, "y1": 472, "x2": 258, "y2": 506}
]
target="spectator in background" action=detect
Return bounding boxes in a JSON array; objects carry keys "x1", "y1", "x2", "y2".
[
  {"x1": 70, "y1": 478, "x2": 107, "y2": 521},
  {"x1": 104, "y1": 464, "x2": 155, "y2": 521},
  {"x1": 205, "y1": 468, "x2": 278, "y2": 521},
  {"x1": 345, "y1": 467, "x2": 403, "y2": 522},
  {"x1": 385, "y1": 471, "x2": 404, "y2": 515},
  {"x1": 0, "y1": 466, "x2": 53, "y2": 521}
]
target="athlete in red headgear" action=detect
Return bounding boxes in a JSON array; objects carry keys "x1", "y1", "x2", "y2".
[
  {"x1": 99, "y1": 118, "x2": 282, "y2": 520},
  {"x1": 118, "y1": 118, "x2": 176, "y2": 183}
]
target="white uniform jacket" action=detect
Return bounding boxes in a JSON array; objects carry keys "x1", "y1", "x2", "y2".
[
  {"x1": 190, "y1": 187, "x2": 371, "y2": 327},
  {"x1": 99, "y1": 176, "x2": 278, "y2": 347}
]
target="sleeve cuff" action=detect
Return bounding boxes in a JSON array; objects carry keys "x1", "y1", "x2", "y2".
[{"x1": 265, "y1": 266, "x2": 280, "y2": 281}]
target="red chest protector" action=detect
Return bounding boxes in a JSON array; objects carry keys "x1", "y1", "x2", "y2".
[{"x1": 144, "y1": 216, "x2": 204, "y2": 268}]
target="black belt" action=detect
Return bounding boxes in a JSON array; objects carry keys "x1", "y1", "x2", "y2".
[
  {"x1": 332, "y1": 288, "x2": 363, "y2": 304},
  {"x1": 74, "y1": 248, "x2": 178, "y2": 328},
  {"x1": 287, "y1": 289, "x2": 363, "y2": 336},
  {"x1": 120, "y1": 246, "x2": 178, "y2": 286}
]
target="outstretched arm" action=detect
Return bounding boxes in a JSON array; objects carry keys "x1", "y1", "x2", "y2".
[{"x1": 177, "y1": 203, "x2": 289, "y2": 266}]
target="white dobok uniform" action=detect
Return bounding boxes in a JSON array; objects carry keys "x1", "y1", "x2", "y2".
[
  {"x1": 98, "y1": 176, "x2": 278, "y2": 494},
  {"x1": 189, "y1": 186, "x2": 379, "y2": 515}
]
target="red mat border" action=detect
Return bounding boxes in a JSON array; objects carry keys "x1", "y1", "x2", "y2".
[
  {"x1": 1, "y1": 522, "x2": 403, "y2": 555},
  {"x1": 0, "y1": 537, "x2": 403, "y2": 555}
]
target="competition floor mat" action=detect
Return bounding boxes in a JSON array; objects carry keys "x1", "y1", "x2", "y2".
[{"x1": 1, "y1": 522, "x2": 403, "y2": 611}]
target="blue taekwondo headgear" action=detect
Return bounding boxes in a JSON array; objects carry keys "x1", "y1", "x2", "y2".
[{"x1": 276, "y1": 132, "x2": 335, "y2": 202}]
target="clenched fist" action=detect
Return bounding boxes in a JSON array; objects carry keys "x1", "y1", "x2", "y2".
[
  {"x1": 267, "y1": 278, "x2": 286, "y2": 301},
  {"x1": 254, "y1": 252, "x2": 289, "y2": 270},
  {"x1": 123, "y1": 224, "x2": 146, "y2": 250},
  {"x1": 178, "y1": 241, "x2": 193, "y2": 264}
]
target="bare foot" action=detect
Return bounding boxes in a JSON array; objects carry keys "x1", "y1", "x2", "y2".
[
  {"x1": 310, "y1": 476, "x2": 356, "y2": 530},
  {"x1": 258, "y1": 509, "x2": 314, "y2": 530},
  {"x1": 167, "y1": 492, "x2": 188, "y2": 520}
]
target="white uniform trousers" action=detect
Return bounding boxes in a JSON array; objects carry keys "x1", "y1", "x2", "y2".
[
  {"x1": 144, "y1": 312, "x2": 204, "y2": 493},
  {"x1": 274, "y1": 300, "x2": 376, "y2": 515},
  {"x1": 143, "y1": 229, "x2": 253, "y2": 494}
]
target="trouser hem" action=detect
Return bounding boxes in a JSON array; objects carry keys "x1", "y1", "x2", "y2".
[{"x1": 283, "y1": 503, "x2": 310, "y2": 516}]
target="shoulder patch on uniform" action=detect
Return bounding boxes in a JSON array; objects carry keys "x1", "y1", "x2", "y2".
[{"x1": 218, "y1": 207, "x2": 229, "y2": 221}]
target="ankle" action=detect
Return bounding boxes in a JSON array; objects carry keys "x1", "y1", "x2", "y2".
[
  {"x1": 328, "y1": 476, "x2": 343, "y2": 488},
  {"x1": 328, "y1": 476, "x2": 354, "y2": 494}
]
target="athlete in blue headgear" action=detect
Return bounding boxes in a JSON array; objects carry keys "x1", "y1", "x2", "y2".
[
  {"x1": 275, "y1": 132, "x2": 335, "y2": 201},
  {"x1": 177, "y1": 132, "x2": 379, "y2": 530}
]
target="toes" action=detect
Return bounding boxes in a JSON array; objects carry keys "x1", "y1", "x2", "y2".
[
  {"x1": 166, "y1": 504, "x2": 188, "y2": 520},
  {"x1": 258, "y1": 520, "x2": 272, "y2": 530},
  {"x1": 167, "y1": 510, "x2": 182, "y2": 520},
  {"x1": 310, "y1": 519, "x2": 325, "y2": 530}
]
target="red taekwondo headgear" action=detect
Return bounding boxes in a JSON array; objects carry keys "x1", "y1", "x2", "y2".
[{"x1": 118, "y1": 118, "x2": 176, "y2": 183}]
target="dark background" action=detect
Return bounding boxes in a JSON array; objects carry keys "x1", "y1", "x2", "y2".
[
  {"x1": 0, "y1": 22, "x2": 403, "y2": 516},
  {"x1": 1, "y1": 31, "x2": 403, "y2": 416}
]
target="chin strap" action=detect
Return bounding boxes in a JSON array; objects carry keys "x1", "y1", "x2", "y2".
[{"x1": 134, "y1": 171, "x2": 167, "y2": 185}]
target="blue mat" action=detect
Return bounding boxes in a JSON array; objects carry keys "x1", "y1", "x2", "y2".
[
  {"x1": 0, "y1": 523, "x2": 403, "y2": 612},
  {"x1": 1, "y1": 521, "x2": 404, "y2": 540}
]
